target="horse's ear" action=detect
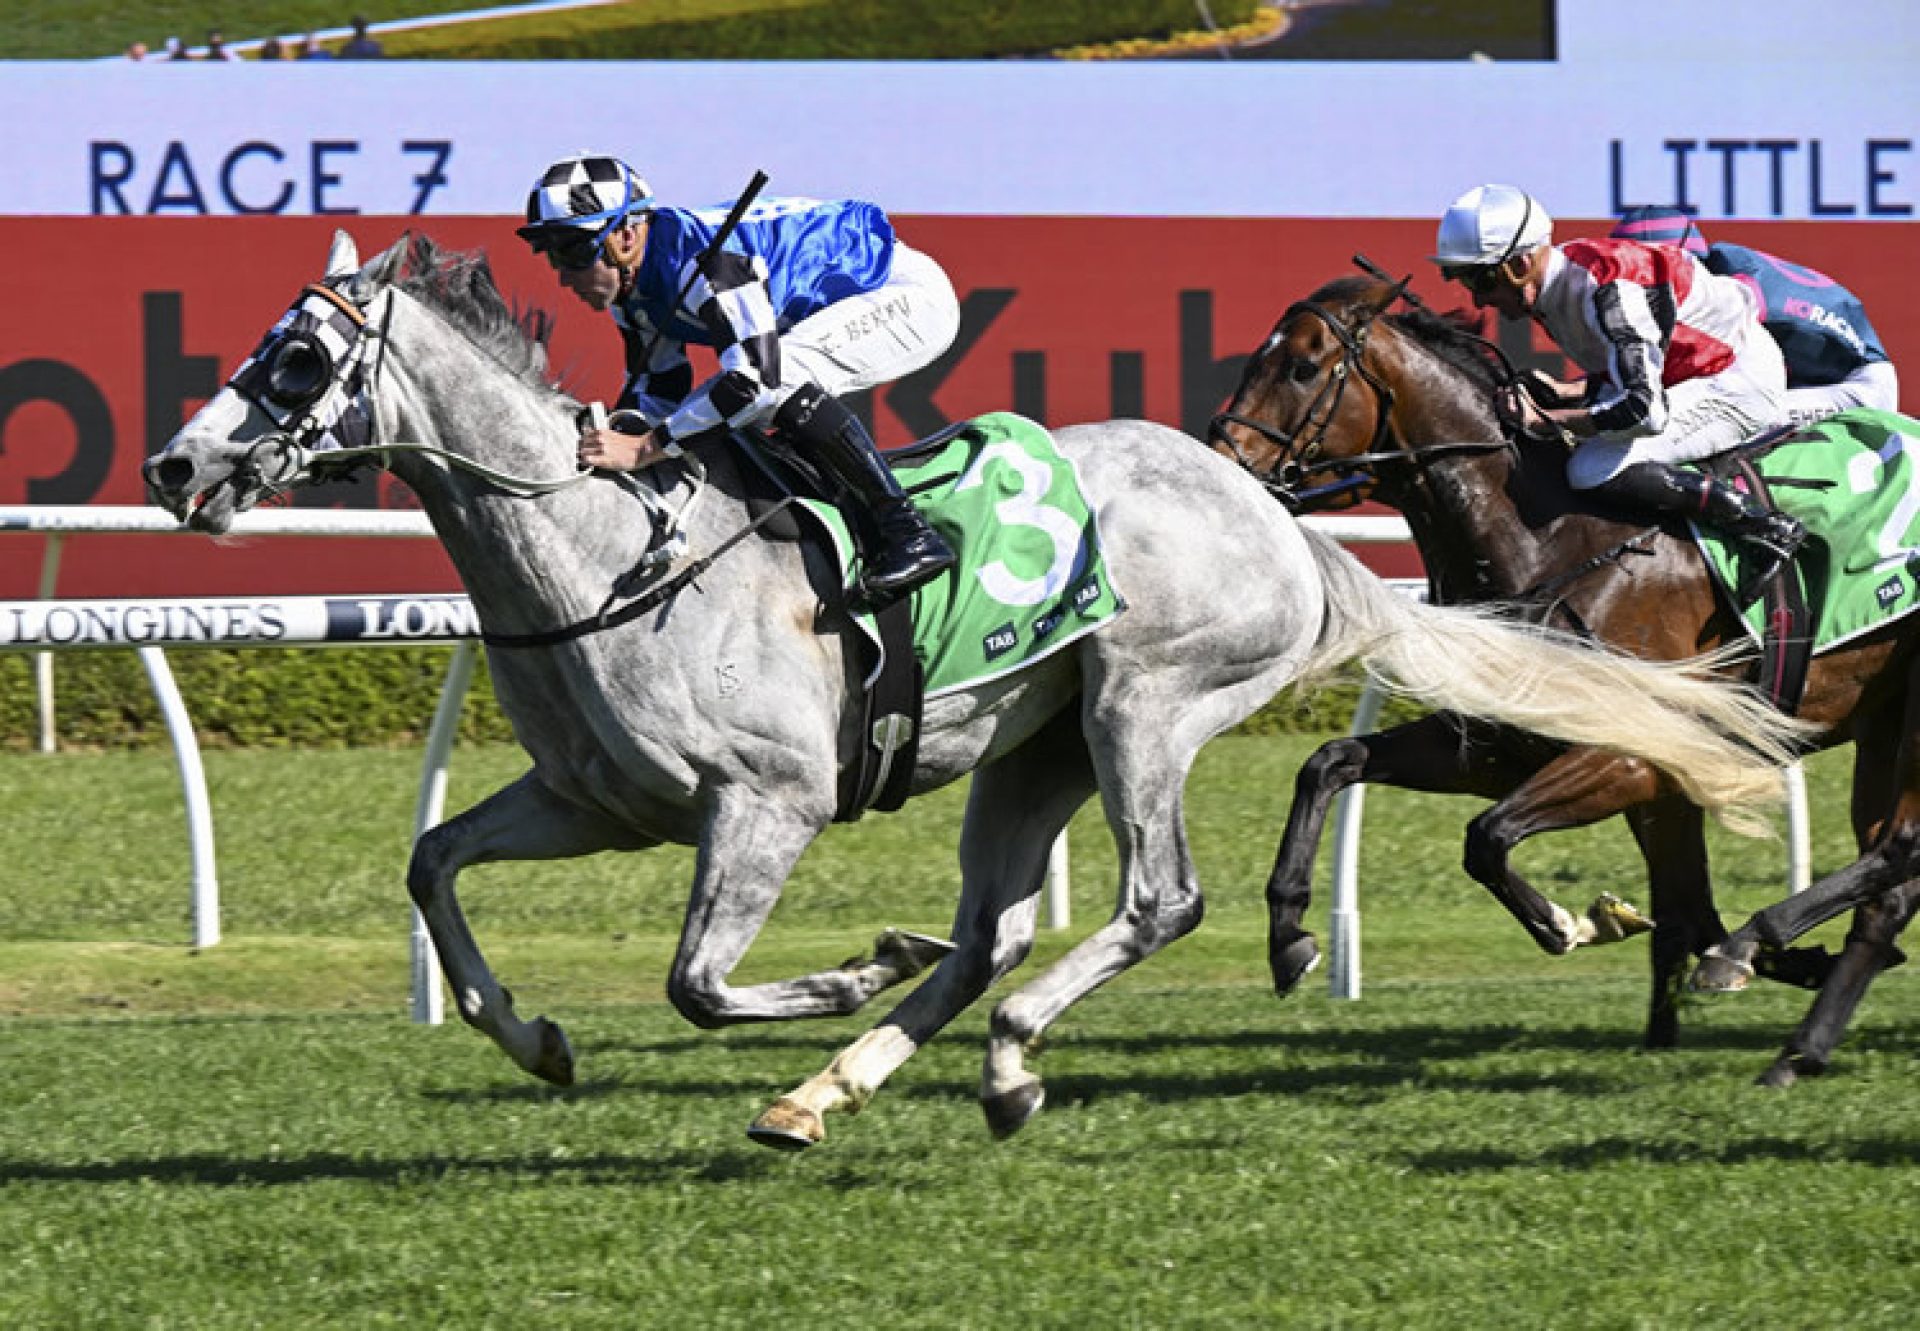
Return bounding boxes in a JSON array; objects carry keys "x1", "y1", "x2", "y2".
[{"x1": 324, "y1": 230, "x2": 361, "y2": 279}]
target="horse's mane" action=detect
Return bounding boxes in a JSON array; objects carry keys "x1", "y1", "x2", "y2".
[
  {"x1": 1306, "y1": 274, "x2": 1508, "y2": 394},
  {"x1": 1389, "y1": 303, "x2": 1507, "y2": 393},
  {"x1": 389, "y1": 233, "x2": 559, "y2": 393}
]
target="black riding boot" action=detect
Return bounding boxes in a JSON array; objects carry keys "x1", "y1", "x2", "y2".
[
  {"x1": 773, "y1": 384, "x2": 956, "y2": 609},
  {"x1": 1594, "y1": 461, "x2": 1806, "y2": 603}
]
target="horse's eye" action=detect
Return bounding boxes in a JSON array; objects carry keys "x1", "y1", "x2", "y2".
[
  {"x1": 1288, "y1": 360, "x2": 1319, "y2": 385},
  {"x1": 266, "y1": 337, "x2": 331, "y2": 407}
]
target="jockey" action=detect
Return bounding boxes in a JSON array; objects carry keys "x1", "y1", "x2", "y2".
[
  {"x1": 515, "y1": 153, "x2": 960, "y2": 610},
  {"x1": 1431, "y1": 183, "x2": 1803, "y2": 601},
  {"x1": 1611, "y1": 206, "x2": 1900, "y2": 428}
]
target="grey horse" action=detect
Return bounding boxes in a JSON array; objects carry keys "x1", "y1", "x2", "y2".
[{"x1": 143, "y1": 232, "x2": 1804, "y2": 1149}]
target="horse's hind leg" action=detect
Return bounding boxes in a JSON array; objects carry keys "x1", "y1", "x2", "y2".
[
  {"x1": 410, "y1": 772, "x2": 655, "y2": 1084},
  {"x1": 1756, "y1": 714, "x2": 1917, "y2": 1085},
  {"x1": 1696, "y1": 666, "x2": 1920, "y2": 992},
  {"x1": 977, "y1": 687, "x2": 1237, "y2": 1139},
  {"x1": 1266, "y1": 713, "x2": 1548, "y2": 996},
  {"x1": 1760, "y1": 882, "x2": 1920, "y2": 1087},
  {"x1": 747, "y1": 709, "x2": 1097, "y2": 1151}
]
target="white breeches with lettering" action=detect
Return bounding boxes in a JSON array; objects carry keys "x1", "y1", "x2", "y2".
[
  {"x1": 770, "y1": 243, "x2": 961, "y2": 410},
  {"x1": 1784, "y1": 359, "x2": 1901, "y2": 428},
  {"x1": 1567, "y1": 333, "x2": 1789, "y2": 490}
]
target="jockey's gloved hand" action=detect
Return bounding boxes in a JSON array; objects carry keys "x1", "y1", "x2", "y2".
[{"x1": 575, "y1": 403, "x2": 658, "y2": 437}]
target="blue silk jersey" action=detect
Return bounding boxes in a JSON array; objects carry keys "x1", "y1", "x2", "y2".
[
  {"x1": 1703, "y1": 244, "x2": 1890, "y2": 389},
  {"x1": 617, "y1": 196, "x2": 896, "y2": 346}
]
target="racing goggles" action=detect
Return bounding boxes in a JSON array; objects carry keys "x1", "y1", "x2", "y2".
[
  {"x1": 531, "y1": 220, "x2": 617, "y2": 273},
  {"x1": 1440, "y1": 263, "x2": 1506, "y2": 296}
]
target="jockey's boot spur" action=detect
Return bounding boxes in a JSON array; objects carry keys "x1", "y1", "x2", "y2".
[
  {"x1": 1595, "y1": 461, "x2": 1806, "y2": 605},
  {"x1": 774, "y1": 383, "x2": 956, "y2": 610}
]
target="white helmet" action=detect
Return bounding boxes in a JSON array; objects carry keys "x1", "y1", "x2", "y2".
[{"x1": 1431, "y1": 184, "x2": 1552, "y2": 267}]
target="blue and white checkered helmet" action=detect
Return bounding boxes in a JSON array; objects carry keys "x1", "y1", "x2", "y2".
[{"x1": 515, "y1": 153, "x2": 653, "y2": 246}]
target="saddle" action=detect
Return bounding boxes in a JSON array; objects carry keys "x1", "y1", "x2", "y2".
[
  {"x1": 733, "y1": 427, "x2": 967, "y2": 822},
  {"x1": 1699, "y1": 445, "x2": 1814, "y2": 716}
]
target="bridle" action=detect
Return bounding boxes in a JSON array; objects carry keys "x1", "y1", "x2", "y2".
[
  {"x1": 202, "y1": 269, "x2": 780, "y2": 647},
  {"x1": 1211, "y1": 272, "x2": 1530, "y2": 514},
  {"x1": 1211, "y1": 293, "x2": 1402, "y2": 511}
]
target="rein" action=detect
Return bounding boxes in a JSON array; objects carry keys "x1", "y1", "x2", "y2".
[
  {"x1": 1214, "y1": 272, "x2": 1547, "y2": 514},
  {"x1": 480, "y1": 489, "x2": 794, "y2": 649},
  {"x1": 228, "y1": 275, "x2": 766, "y2": 646}
]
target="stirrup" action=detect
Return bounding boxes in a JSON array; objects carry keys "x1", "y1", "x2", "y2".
[
  {"x1": 857, "y1": 545, "x2": 955, "y2": 610},
  {"x1": 1731, "y1": 522, "x2": 1803, "y2": 606}
]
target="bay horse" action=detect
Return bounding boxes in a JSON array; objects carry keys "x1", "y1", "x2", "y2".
[
  {"x1": 144, "y1": 233, "x2": 1800, "y2": 1148},
  {"x1": 1210, "y1": 269, "x2": 1919, "y2": 1085}
]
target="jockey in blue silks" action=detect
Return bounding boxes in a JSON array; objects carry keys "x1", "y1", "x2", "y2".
[
  {"x1": 1613, "y1": 206, "x2": 1900, "y2": 429},
  {"x1": 516, "y1": 153, "x2": 961, "y2": 610}
]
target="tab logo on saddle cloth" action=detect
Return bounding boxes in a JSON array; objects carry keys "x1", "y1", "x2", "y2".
[
  {"x1": 905, "y1": 413, "x2": 1126, "y2": 696},
  {"x1": 1694, "y1": 408, "x2": 1920, "y2": 653}
]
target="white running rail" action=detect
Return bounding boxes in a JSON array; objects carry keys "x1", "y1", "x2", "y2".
[{"x1": 3, "y1": 505, "x2": 1806, "y2": 1012}]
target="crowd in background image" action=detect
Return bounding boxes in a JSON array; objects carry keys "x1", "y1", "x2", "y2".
[{"x1": 125, "y1": 15, "x2": 385, "y2": 61}]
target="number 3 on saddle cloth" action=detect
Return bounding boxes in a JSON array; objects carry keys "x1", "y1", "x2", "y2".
[
  {"x1": 736, "y1": 412, "x2": 1128, "y2": 821},
  {"x1": 1692, "y1": 408, "x2": 1920, "y2": 714}
]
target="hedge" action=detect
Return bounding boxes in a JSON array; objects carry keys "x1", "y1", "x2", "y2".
[{"x1": 0, "y1": 646, "x2": 1397, "y2": 751}]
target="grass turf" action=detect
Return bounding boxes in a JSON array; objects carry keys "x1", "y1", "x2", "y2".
[{"x1": 2, "y1": 736, "x2": 1916, "y2": 1327}]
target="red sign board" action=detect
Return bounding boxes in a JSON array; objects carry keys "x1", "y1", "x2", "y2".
[{"x1": 4, "y1": 216, "x2": 1914, "y2": 596}]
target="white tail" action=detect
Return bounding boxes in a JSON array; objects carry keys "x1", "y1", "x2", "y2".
[{"x1": 1297, "y1": 528, "x2": 1810, "y2": 834}]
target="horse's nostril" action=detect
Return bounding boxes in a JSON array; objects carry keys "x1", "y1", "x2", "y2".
[{"x1": 146, "y1": 456, "x2": 195, "y2": 493}]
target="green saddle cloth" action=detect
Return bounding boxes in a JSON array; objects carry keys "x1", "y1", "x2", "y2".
[
  {"x1": 792, "y1": 411, "x2": 1127, "y2": 697},
  {"x1": 1695, "y1": 408, "x2": 1920, "y2": 652}
]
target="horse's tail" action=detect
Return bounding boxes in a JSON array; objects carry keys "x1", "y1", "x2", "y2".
[{"x1": 1296, "y1": 526, "x2": 1810, "y2": 834}]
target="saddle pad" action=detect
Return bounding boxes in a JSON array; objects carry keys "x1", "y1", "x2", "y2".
[
  {"x1": 1693, "y1": 408, "x2": 1920, "y2": 653},
  {"x1": 790, "y1": 412, "x2": 1128, "y2": 697}
]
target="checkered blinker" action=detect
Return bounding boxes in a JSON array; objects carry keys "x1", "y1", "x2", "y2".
[{"x1": 229, "y1": 284, "x2": 379, "y2": 452}]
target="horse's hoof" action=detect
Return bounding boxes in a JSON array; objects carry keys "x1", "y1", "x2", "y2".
[
  {"x1": 747, "y1": 1097, "x2": 823, "y2": 1152},
  {"x1": 1689, "y1": 949, "x2": 1755, "y2": 993},
  {"x1": 1270, "y1": 933, "x2": 1321, "y2": 997},
  {"x1": 1758, "y1": 1052, "x2": 1824, "y2": 1089},
  {"x1": 530, "y1": 1017, "x2": 576, "y2": 1086},
  {"x1": 873, "y1": 928, "x2": 956, "y2": 977},
  {"x1": 982, "y1": 1080, "x2": 1046, "y2": 1140},
  {"x1": 1585, "y1": 892, "x2": 1654, "y2": 944}
]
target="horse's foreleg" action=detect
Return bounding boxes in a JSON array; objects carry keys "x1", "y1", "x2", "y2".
[
  {"x1": 664, "y1": 786, "x2": 953, "y2": 1026},
  {"x1": 749, "y1": 710, "x2": 1096, "y2": 1151},
  {"x1": 409, "y1": 773, "x2": 654, "y2": 1083},
  {"x1": 1463, "y1": 748, "x2": 1665, "y2": 955},
  {"x1": 1266, "y1": 714, "x2": 1545, "y2": 996},
  {"x1": 1624, "y1": 796, "x2": 1717, "y2": 1049}
]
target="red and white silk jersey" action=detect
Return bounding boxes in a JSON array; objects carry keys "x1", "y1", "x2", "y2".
[{"x1": 1533, "y1": 238, "x2": 1774, "y2": 438}]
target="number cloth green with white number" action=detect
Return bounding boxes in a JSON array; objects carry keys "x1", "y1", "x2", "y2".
[
  {"x1": 789, "y1": 412, "x2": 1126, "y2": 697},
  {"x1": 1695, "y1": 408, "x2": 1920, "y2": 652}
]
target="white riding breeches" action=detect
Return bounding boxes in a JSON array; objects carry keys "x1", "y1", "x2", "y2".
[
  {"x1": 1566, "y1": 332, "x2": 1788, "y2": 490},
  {"x1": 1784, "y1": 359, "x2": 1901, "y2": 428},
  {"x1": 769, "y1": 243, "x2": 961, "y2": 411}
]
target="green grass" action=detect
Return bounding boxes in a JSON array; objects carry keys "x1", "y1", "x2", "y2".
[
  {"x1": 6, "y1": 0, "x2": 1257, "y2": 60},
  {"x1": 3, "y1": 736, "x2": 1917, "y2": 1327}
]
